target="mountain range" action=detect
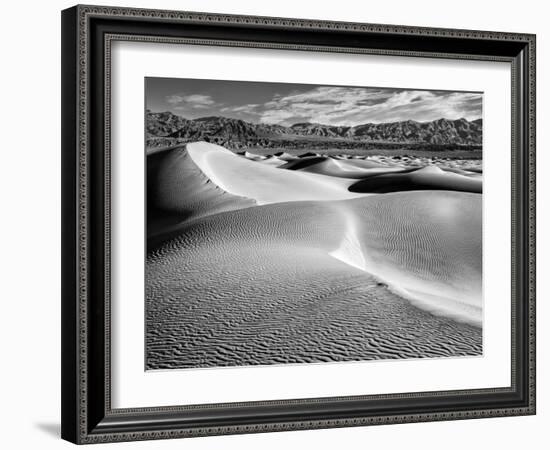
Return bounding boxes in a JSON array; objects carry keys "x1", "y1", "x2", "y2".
[{"x1": 146, "y1": 110, "x2": 482, "y2": 149}]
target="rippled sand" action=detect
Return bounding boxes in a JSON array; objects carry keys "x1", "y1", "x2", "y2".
[
  {"x1": 147, "y1": 203, "x2": 482, "y2": 369},
  {"x1": 146, "y1": 142, "x2": 482, "y2": 370}
]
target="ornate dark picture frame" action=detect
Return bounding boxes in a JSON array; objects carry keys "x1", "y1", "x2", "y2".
[{"x1": 61, "y1": 4, "x2": 536, "y2": 444}]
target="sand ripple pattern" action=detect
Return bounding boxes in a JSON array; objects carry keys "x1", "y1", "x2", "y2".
[{"x1": 147, "y1": 196, "x2": 482, "y2": 370}]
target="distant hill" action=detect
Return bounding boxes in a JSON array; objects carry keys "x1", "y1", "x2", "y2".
[{"x1": 146, "y1": 110, "x2": 482, "y2": 150}]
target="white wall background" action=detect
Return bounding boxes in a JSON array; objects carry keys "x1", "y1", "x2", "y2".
[{"x1": 0, "y1": 0, "x2": 546, "y2": 448}]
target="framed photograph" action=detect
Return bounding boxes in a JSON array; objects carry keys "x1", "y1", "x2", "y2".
[{"x1": 61, "y1": 4, "x2": 536, "y2": 444}]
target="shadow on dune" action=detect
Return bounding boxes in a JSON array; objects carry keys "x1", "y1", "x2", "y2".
[
  {"x1": 280, "y1": 156, "x2": 414, "y2": 179},
  {"x1": 348, "y1": 165, "x2": 482, "y2": 193}
]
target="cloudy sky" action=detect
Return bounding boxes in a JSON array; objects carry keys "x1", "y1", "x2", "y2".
[{"x1": 146, "y1": 77, "x2": 482, "y2": 126}]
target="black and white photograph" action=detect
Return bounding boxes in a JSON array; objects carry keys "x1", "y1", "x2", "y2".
[
  {"x1": 1, "y1": 0, "x2": 543, "y2": 446},
  {"x1": 51, "y1": 1, "x2": 539, "y2": 445},
  {"x1": 145, "y1": 78, "x2": 484, "y2": 370}
]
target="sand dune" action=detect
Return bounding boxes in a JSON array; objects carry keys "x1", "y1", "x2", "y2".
[
  {"x1": 146, "y1": 142, "x2": 483, "y2": 369},
  {"x1": 147, "y1": 191, "x2": 481, "y2": 369},
  {"x1": 335, "y1": 158, "x2": 391, "y2": 169},
  {"x1": 330, "y1": 192, "x2": 482, "y2": 325},
  {"x1": 244, "y1": 151, "x2": 266, "y2": 160},
  {"x1": 278, "y1": 156, "x2": 328, "y2": 171},
  {"x1": 281, "y1": 156, "x2": 408, "y2": 179},
  {"x1": 273, "y1": 151, "x2": 299, "y2": 161},
  {"x1": 441, "y1": 167, "x2": 483, "y2": 177},
  {"x1": 186, "y1": 142, "x2": 363, "y2": 204},
  {"x1": 349, "y1": 165, "x2": 482, "y2": 193},
  {"x1": 257, "y1": 155, "x2": 286, "y2": 167}
]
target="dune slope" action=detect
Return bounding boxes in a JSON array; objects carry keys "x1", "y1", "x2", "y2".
[
  {"x1": 147, "y1": 191, "x2": 482, "y2": 369},
  {"x1": 147, "y1": 146, "x2": 256, "y2": 244},
  {"x1": 349, "y1": 165, "x2": 482, "y2": 193}
]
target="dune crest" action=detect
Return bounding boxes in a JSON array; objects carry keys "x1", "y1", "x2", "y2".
[
  {"x1": 329, "y1": 192, "x2": 482, "y2": 326},
  {"x1": 186, "y1": 142, "x2": 364, "y2": 205}
]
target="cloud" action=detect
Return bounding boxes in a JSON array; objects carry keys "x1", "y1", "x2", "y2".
[
  {"x1": 166, "y1": 93, "x2": 216, "y2": 109},
  {"x1": 219, "y1": 104, "x2": 260, "y2": 114},
  {"x1": 255, "y1": 87, "x2": 482, "y2": 126}
]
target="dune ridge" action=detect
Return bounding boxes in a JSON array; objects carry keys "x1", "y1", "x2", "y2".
[{"x1": 186, "y1": 142, "x2": 364, "y2": 205}]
